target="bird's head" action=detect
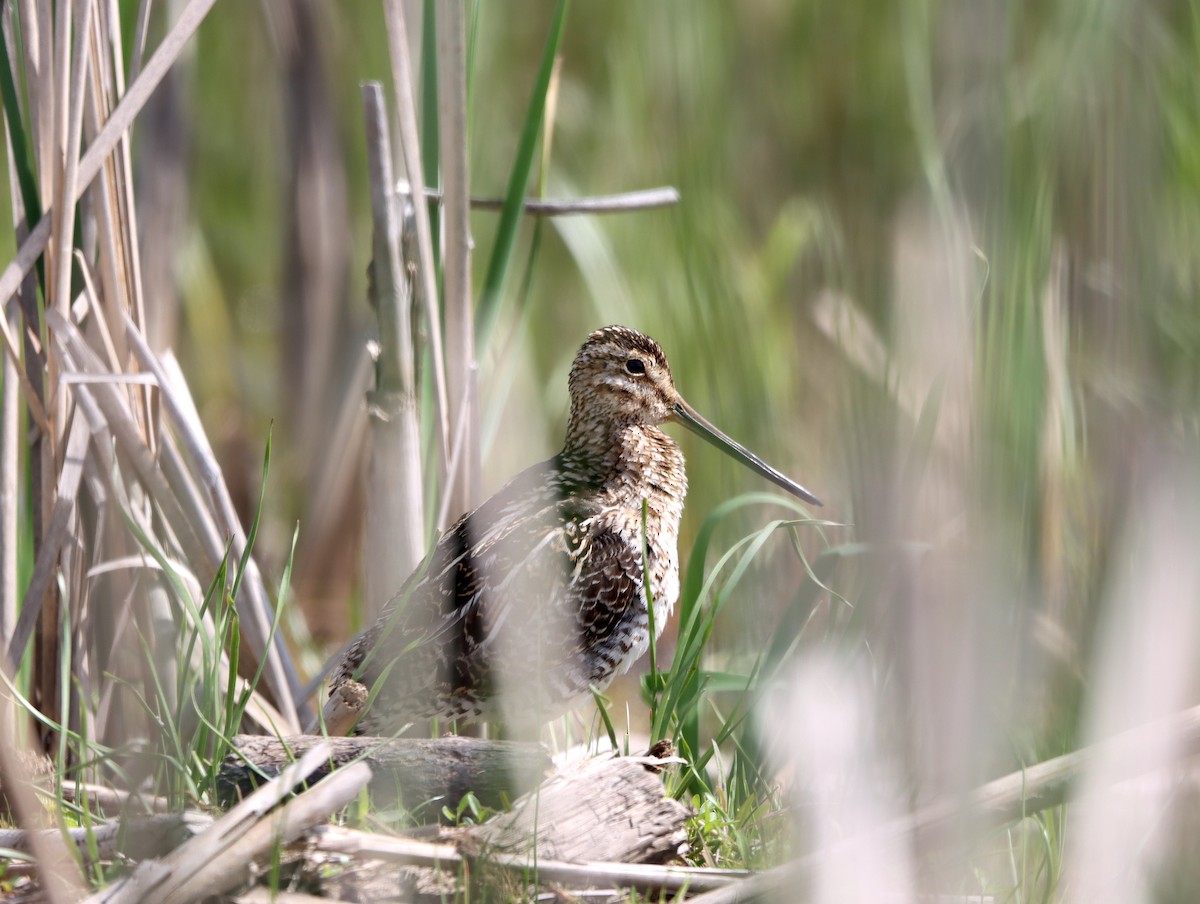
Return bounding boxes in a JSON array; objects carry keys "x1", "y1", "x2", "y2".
[
  {"x1": 565, "y1": 324, "x2": 823, "y2": 506},
  {"x1": 567, "y1": 325, "x2": 680, "y2": 428}
]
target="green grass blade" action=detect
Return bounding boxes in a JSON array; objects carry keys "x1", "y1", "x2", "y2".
[
  {"x1": 641, "y1": 499, "x2": 659, "y2": 721},
  {"x1": 589, "y1": 685, "x2": 620, "y2": 752},
  {"x1": 229, "y1": 427, "x2": 271, "y2": 605},
  {"x1": 474, "y1": 0, "x2": 569, "y2": 344},
  {"x1": 0, "y1": 24, "x2": 43, "y2": 234},
  {"x1": 654, "y1": 508, "x2": 818, "y2": 758},
  {"x1": 678, "y1": 493, "x2": 815, "y2": 636},
  {"x1": 227, "y1": 522, "x2": 298, "y2": 737}
]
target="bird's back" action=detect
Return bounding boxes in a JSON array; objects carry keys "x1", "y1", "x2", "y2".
[{"x1": 334, "y1": 448, "x2": 675, "y2": 734}]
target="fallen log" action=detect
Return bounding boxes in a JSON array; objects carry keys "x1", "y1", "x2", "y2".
[
  {"x1": 33, "y1": 745, "x2": 689, "y2": 901},
  {"x1": 217, "y1": 734, "x2": 552, "y2": 817},
  {"x1": 462, "y1": 753, "x2": 691, "y2": 864}
]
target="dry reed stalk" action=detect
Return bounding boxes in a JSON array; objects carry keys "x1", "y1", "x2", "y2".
[
  {"x1": 0, "y1": 295, "x2": 16, "y2": 641},
  {"x1": 437, "y1": 0, "x2": 478, "y2": 517},
  {"x1": 122, "y1": 313, "x2": 304, "y2": 726},
  {"x1": 0, "y1": 812, "x2": 209, "y2": 863},
  {"x1": 382, "y1": 0, "x2": 450, "y2": 471},
  {"x1": 0, "y1": 96, "x2": 30, "y2": 647},
  {"x1": 0, "y1": 3, "x2": 221, "y2": 748},
  {"x1": 0, "y1": 0, "x2": 219, "y2": 309},
  {"x1": 361, "y1": 82, "x2": 426, "y2": 619}
]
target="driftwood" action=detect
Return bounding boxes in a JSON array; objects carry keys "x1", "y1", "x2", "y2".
[
  {"x1": 307, "y1": 679, "x2": 367, "y2": 737},
  {"x1": 212, "y1": 740, "x2": 690, "y2": 900},
  {"x1": 217, "y1": 733, "x2": 552, "y2": 816},
  {"x1": 295, "y1": 752, "x2": 694, "y2": 900},
  {"x1": 464, "y1": 754, "x2": 691, "y2": 864}
]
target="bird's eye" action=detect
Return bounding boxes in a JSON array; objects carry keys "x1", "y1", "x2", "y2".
[{"x1": 625, "y1": 358, "x2": 646, "y2": 375}]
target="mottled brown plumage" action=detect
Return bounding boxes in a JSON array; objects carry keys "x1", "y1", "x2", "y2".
[{"x1": 331, "y1": 326, "x2": 821, "y2": 734}]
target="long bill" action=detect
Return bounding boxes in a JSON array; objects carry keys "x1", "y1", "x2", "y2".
[{"x1": 671, "y1": 398, "x2": 823, "y2": 507}]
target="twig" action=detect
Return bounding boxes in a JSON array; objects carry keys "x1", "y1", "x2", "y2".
[
  {"x1": 308, "y1": 824, "x2": 740, "y2": 896},
  {"x1": 399, "y1": 185, "x2": 683, "y2": 216}
]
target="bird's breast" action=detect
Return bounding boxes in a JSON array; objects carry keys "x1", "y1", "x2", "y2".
[{"x1": 594, "y1": 425, "x2": 687, "y2": 633}]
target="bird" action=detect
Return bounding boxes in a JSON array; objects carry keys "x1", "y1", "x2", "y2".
[{"x1": 330, "y1": 325, "x2": 822, "y2": 735}]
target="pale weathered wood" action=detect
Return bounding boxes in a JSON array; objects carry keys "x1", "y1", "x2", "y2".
[
  {"x1": 218, "y1": 733, "x2": 552, "y2": 816},
  {"x1": 464, "y1": 754, "x2": 691, "y2": 864},
  {"x1": 0, "y1": 813, "x2": 211, "y2": 864},
  {"x1": 87, "y1": 744, "x2": 333, "y2": 903},
  {"x1": 159, "y1": 764, "x2": 372, "y2": 904},
  {"x1": 56, "y1": 749, "x2": 689, "y2": 901},
  {"x1": 293, "y1": 754, "x2": 693, "y2": 899},
  {"x1": 87, "y1": 745, "x2": 370, "y2": 904},
  {"x1": 306, "y1": 678, "x2": 367, "y2": 736}
]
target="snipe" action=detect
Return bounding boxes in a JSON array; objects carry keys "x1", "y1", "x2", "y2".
[{"x1": 331, "y1": 325, "x2": 821, "y2": 734}]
